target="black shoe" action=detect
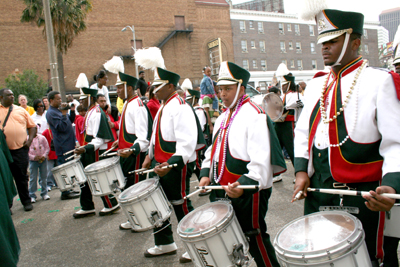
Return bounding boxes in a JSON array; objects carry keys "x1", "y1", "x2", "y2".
[
  {"x1": 24, "y1": 204, "x2": 33, "y2": 212},
  {"x1": 61, "y1": 192, "x2": 80, "y2": 200}
]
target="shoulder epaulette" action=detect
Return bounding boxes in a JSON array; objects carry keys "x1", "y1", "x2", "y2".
[
  {"x1": 249, "y1": 100, "x2": 265, "y2": 114},
  {"x1": 137, "y1": 98, "x2": 144, "y2": 107},
  {"x1": 177, "y1": 96, "x2": 186, "y2": 105},
  {"x1": 95, "y1": 106, "x2": 101, "y2": 113}
]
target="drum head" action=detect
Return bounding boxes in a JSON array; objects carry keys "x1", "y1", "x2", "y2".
[
  {"x1": 261, "y1": 93, "x2": 284, "y2": 122},
  {"x1": 276, "y1": 212, "x2": 356, "y2": 253},
  {"x1": 119, "y1": 179, "x2": 157, "y2": 201},
  {"x1": 178, "y1": 202, "x2": 232, "y2": 235},
  {"x1": 84, "y1": 156, "x2": 119, "y2": 172}
]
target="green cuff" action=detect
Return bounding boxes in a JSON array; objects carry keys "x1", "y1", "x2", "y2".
[
  {"x1": 167, "y1": 155, "x2": 185, "y2": 170},
  {"x1": 382, "y1": 172, "x2": 400, "y2": 194},
  {"x1": 294, "y1": 157, "x2": 308, "y2": 174},
  {"x1": 84, "y1": 144, "x2": 95, "y2": 154},
  {"x1": 130, "y1": 143, "x2": 141, "y2": 156},
  {"x1": 200, "y1": 168, "x2": 210, "y2": 179},
  {"x1": 237, "y1": 175, "x2": 259, "y2": 198}
]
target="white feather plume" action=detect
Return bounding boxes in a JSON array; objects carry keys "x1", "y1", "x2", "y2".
[
  {"x1": 276, "y1": 63, "x2": 290, "y2": 78},
  {"x1": 393, "y1": 25, "x2": 400, "y2": 50},
  {"x1": 135, "y1": 47, "x2": 165, "y2": 70},
  {"x1": 299, "y1": 0, "x2": 328, "y2": 21},
  {"x1": 75, "y1": 73, "x2": 89, "y2": 88},
  {"x1": 103, "y1": 56, "x2": 124, "y2": 74}
]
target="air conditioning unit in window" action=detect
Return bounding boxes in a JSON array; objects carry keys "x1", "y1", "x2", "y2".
[
  {"x1": 262, "y1": 67, "x2": 267, "y2": 71},
  {"x1": 258, "y1": 29, "x2": 264, "y2": 33},
  {"x1": 298, "y1": 67, "x2": 303, "y2": 70},
  {"x1": 261, "y1": 48, "x2": 265, "y2": 52},
  {"x1": 295, "y1": 31, "x2": 300, "y2": 35},
  {"x1": 240, "y1": 28, "x2": 246, "y2": 33},
  {"x1": 242, "y1": 48, "x2": 248, "y2": 52},
  {"x1": 281, "y1": 48, "x2": 286, "y2": 53},
  {"x1": 296, "y1": 49, "x2": 302, "y2": 53},
  {"x1": 279, "y1": 30, "x2": 284, "y2": 35}
]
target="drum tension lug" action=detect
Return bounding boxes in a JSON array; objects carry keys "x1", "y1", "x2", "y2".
[
  {"x1": 150, "y1": 210, "x2": 162, "y2": 227},
  {"x1": 111, "y1": 180, "x2": 120, "y2": 192},
  {"x1": 230, "y1": 243, "x2": 249, "y2": 266}
]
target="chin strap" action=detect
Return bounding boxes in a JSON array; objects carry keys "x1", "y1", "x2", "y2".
[
  {"x1": 332, "y1": 33, "x2": 351, "y2": 67},
  {"x1": 124, "y1": 83, "x2": 127, "y2": 99},
  {"x1": 227, "y1": 83, "x2": 242, "y2": 109},
  {"x1": 153, "y1": 83, "x2": 167, "y2": 94}
]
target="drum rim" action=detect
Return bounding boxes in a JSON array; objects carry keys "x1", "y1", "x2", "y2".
[
  {"x1": 84, "y1": 156, "x2": 120, "y2": 173},
  {"x1": 177, "y1": 201, "x2": 234, "y2": 239},
  {"x1": 273, "y1": 211, "x2": 365, "y2": 264},
  {"x1": 118, "y1": 178, "x2": 159, "y2": 203},
  {"x1": 51, "y1": 156, "x2": 82, "y2": 172}
]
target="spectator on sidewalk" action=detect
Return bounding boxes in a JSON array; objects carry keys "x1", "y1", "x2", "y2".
[
  {"x1": 146, "y1": 86, "x2": 160, "y2": 120},
  {"x1": 30, "y1": 99, "x2": 48, "y2": 134},
  {"x1": 0, "y1": 88, "x2": 37, "y2": 212},
  {"x1": 18, "y1": 94, "x2": 34, "y2": 116},
  {"x1": 28, "y1": 133, "x2": 50, "y2": 202},
  {"x1": 136, "y1": 71, "x2": 148, "y2": 97},
  {"x1": 75, "y1": 105, "x2": 87, "y2": 146}
]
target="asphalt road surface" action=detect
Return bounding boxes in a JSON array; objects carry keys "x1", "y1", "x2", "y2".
[{"x1": 10, "y1": 162, "x2": 304, "y2": 267}]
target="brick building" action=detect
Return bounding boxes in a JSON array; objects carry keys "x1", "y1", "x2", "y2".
[
  {"x1": 0, "y1": 0, "x2": 234, "y2": 93},
  {"x1": 230, "y1": 9, "x2": 381, "y2": 90}
]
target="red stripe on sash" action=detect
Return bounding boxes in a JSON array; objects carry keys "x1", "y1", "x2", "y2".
[
  {"x1": 135, "y1": 154, "x2": 140, "y2": 184},
  {"x1": 103, "y1": 195, "x2": 112, "y2": 208},
  {"x1": 181, "y1": 165, "x2": 189, "y2": 215}
]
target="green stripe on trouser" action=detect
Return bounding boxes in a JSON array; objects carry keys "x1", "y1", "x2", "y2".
[
  {"x1": 305, "y1": 146, "x2": 382, "y2": 262},
  {"x1": 79, "y1": 149, "x2": 118, "y2": 210},
  {"x1": 274, "y1": 121, "x2": 294, "y2": 165},
  {"x1": 153, "y1": 162, "x2": 195, "y2": 246},
  {"x1": 210, "y1": 188, "x2": 280, "y2": 267}
]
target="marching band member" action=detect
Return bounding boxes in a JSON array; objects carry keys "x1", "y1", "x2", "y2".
[
  {"x1": 293, "y1": 6, "x2": 400, "y2": 266},
  {"x1": 112, "y1": 72, "x2": 153, "y2": 231},
  {"x1": 142, "y1": 67, "x2": 206, "y2": 261},
  {"x1": 199, "y1": 61, "x2": 286, "y2": 267},
  {"x1": 73, "y1": 87, "x2": 119, "y2": 218}
]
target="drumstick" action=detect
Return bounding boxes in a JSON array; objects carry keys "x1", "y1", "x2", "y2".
[
  {"x1": 307, "y1": 188, "x2": 400, "y2": 200},
  {"x1": 63, "y1": 146, "x2": 85, "y2": 156},
  {"x1": 195, "y1": 185, "x2": 259, "y2": 190},
  {"x1": 138, "y1": 164, "x2": 178, "y2": 174},
  {"x1": 99, "y1": 147, "x2": 116, "y2": 157},
  {"x1": 184, "y1": 189, "x2": 203, "y2": 200},
  {"x1": 65, "y1": 155, "x2": 76, "y2": 161},
  {"x1": 292, "y1": 190, "x2": 303, "y2": 202},
  {"x1": 128, "y1": 167, "x2": 148, "y2": 175},
  {"x1": 104, "y1": 152, "x2": 117, "y2": 157}
]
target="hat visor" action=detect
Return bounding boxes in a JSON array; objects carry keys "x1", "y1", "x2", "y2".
[
  {"x1": 115, "y1": 81, "x2": 124, "y2": 86},
  {"x1": 393, "y1": 58, "x2": 400, "y2": 65},
  {"x1": 217, "y1": 80, "x2": 238, "y2": 86},
  {"x1": 317, "y1": 31, "x2": 346, "y2": 44},
  {"x1": 281, "y1": 81, "x2": 290, "y2": 86},
  {"x1": 152, "y1": 81, "x2": 164, "y2": 86},
  {"x1": 79, "y1": 95, "x2": 88, "y2": 100}
]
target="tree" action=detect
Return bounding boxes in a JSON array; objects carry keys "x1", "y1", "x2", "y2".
[
  {"x1": 20, "y1": 0, "x2": 92, "y2": 96},
  {"x1": 5, "y1": 69, "x2": 48, "y2": 105}
]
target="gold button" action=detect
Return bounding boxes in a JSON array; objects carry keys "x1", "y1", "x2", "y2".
[
  {"x1": 318, "y1": 143, "x2": 320, "y2": 146},
  {"x1": 318, "y1": 153, "x2": 321, "y2": 157}
]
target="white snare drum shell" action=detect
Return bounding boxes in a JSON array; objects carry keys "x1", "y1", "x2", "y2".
[
  {"x1": 178, "y1": 201, "x2": 252, "y2": 267},
  {"x1": 51, "y1": 157, "x2": 86, "y2": 191},
  {"x1": 273, "y1": 211, "x2": 372, "y2": 267},
  {"x1": 84, "y1": 157, "x2": 125, "y2": 196},
  {"x1": 385, "y1": 204, "x2": 400, "y2": 238},
  {"x1": 119, "y1": 178, "x2": 172, "y2": 231}
]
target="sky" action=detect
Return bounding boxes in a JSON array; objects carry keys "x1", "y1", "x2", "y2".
[{"x1": 231, "y1": 0, "x2": 400, "y2": 21}]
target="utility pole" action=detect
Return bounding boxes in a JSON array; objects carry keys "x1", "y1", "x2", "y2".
[{"x1": 43, "y1": 0, "x2": 64, "y2": 100}]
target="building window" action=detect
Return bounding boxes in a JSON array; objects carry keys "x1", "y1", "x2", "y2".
[
  {"x1": 364, "y1": 44, "x2": 369, "y2": 54},
  {"x1": 240, "y1": 21, "x2": 246, "y2": 32},
  {"x1": 258, "y1": 22, "x2": 264, "y2": 33},
  {"x1": 282, "y1": 59, "x2": 287, "y2": 66},
  {"x1": 261, "y1": 60, "x2": 267, "y2": 70},
  {"x1": 309, "y1": 25, "x2": 315, "y2": 36},
  {"x1": 296, "y1": 42, "x2": 302, "y2": 53},
  {"x1": 243, "y1": 59, "x2": 249, "y2": 70},
  {"x1": 249, "y1": 20, "x2": 254, "y2": 29},
  {"x1": 290, "y1": 59, "x2": 295, "y2": 68},
  {"x1": 295, "y1": 24, "x2": 300, "y2": 35},
  {"x1": 279, "y1": 23, "x2": 284, "y2": 34},
  {"x1": 364, "y1": 29, "x2": 368, "y2": 39},
  {"x1": 288, "y1": 41, "x2": 293, "y2": 50},
  {"x1": 310, "y1": 42, "x2": 316, "y2": 53},
  {"x1": 251, "y1": 40, "x2": 256, "y2": 49},
  {"x1": 287, "y1": 24, "x2": 292, "y2": 31},
  {"x1": 297, "y1": 59, "x2": 303, "y2": 70},
  {"x1": 312, "y1": 60, "x2": 317, "y2": 70},
  {"x1": 280, "y1": 41, "x2": 286, "y2": 52},
  {"x1": 253, "y1": 59, "x2": 258, "y2": 69},
  {"x1": 241, "y1": 40, "x2": 248, "y2": 52},
  {"x1": 259, "y1": 41, "x2": 266, "y2": 52}
]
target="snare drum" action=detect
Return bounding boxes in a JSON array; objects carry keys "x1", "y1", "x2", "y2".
[
  {"x1": 51, "y1": 157, "x2": 86, "y2": 191},
  {"x1": 118, "y1": 178, "x2": 172, "y2": 231},
  {"x1": 84, "y1": 157, "x2": 125, "y2": 196},
  {"x1": 178, "y1": 201, "x2": 255, "y2": 267},
  {"x1": 273, "y1": 211, "x2": 371, "y2": 267},
  {"x1": 385, "y1": 204, "x2": 400, "y2": 238}
]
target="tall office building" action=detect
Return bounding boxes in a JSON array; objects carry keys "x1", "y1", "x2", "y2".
[
  {"x1": 233, "y1": 0, "x2": 284, "y2": 13},
  {"x1": 379, "y1": 7, "x2": 400, "y2": 42}
]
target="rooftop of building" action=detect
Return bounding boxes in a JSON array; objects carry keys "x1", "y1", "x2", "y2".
[
  {"x1": 195, "y1": 0, "x2": 229, "y2": 6},
  {"x1": 380, "y1": 7, "x2": 400, "y2": 14}
]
